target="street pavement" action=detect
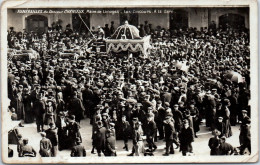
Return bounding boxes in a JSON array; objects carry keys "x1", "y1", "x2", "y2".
[{"x1": 9, "y1": 118, "x2": 241, "y2": 157}]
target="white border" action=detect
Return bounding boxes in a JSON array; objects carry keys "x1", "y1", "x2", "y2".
[{"x1": 1, "y1": 0, "x2": 258, "y2": 163}]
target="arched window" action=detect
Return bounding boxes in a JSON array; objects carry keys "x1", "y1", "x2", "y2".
[
  {"x1": 219, "y1": 13, "x2": 245, "y2": 29},
  {"x1": 25, "y1": 15, "x2": 48, "y2": 33},
  {"x1": 169, "y1": 9, "x2": 188, "y2": 30}
]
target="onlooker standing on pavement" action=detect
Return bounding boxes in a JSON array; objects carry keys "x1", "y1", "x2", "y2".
[
  {"x1": 70, "y1": 137, "x2": 86, "y2": 157},
  {"x1": 179, "y1": 119, "x2": 194, "y2": 156},
  {"x1": 45, "y1": 123, "x2": 58, "y2": 157},
  {"x1": 39, "y1": 132, "x2": 52, "y2": 157}
]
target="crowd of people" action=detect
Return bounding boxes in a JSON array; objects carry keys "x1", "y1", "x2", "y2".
[{"x1": 7, "y1": 18, "x2": 251, "y2": 157}]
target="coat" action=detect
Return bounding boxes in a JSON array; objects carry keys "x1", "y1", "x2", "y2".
[
  {"x1": 215, "y1": 121, "x2": 226, "y2": 137},
  {"x1": 45, "y1": 128, "x2": 58, "y2": 146},
  {"x1": 239, "y1": 124, "x2": 251, "y2": 145},
  {"x1": 96, "y1": 127, "x2": 107, "y2": 150},
  {"x1": 67, "y1": 121, "x2": 82, "y2": 147},
  {"x1": 162, "y1": 92, "x2": 172, "y2": 105},
  {"x1": 20, "y1": 145, "x2": 36, "y2": 157},
  {"x1": 144, "y1": 120, "x2": 157, "y2": 138},
  {"x1": 11, "y1": 93, "x2": 24, "y2": 120},
  {"x1": 33, "y1": 99, "x2": 45, "y2": 125},
  {"x1": 105, "y1": 136, "x2": 116, "y2": 156},
  {"x1": 172, "y1": 109, "x2": 183, "y2": 132},
  {"x1": 71, "y1": 144, "x2": 86, "y2": 157},
  {"x1": 179, "y1": 127, "x2": 194, "y2": 152},
  {"x1": 208, "y1": 137, "x2": 220, "y2": 155},
  {"x1": 39, "y1": 138, "x2": 52, "y2": 157},
  {"x1": 68, "y1": 97, "x2": 85, "y2": 121},
  {"x1": 164, "y1": 121, "x2": 176, "y2": 140},
  {"x1": 23, "y1": 93, "x2": 34, "y2": 123}
]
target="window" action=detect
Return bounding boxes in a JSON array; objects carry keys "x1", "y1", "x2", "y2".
[{"x1": 25, "y1": 15, "x2": 48, "y2": 33}]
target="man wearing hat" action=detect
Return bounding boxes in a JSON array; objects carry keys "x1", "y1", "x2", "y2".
[
  {"x1": 203, "y1": 91, "x2": 216, "y2": 129},
  {"x1": 144, "y1": 113, "x2": 157, "y2": 152},
  {"x1": 96, "y1": 121, "x2": 107, "y2": 157},
  {"x1": 120, "y1": 115, "x2": 131, "y2": 151},
  {"x1": 214, "y1": 116, "x2": 226, "y2": 137},
  {"x1": 157, "y1": 100, "x2": 165, "y2": 140},
  {"x1": 239, "y1": 110, "x2": 251, "y2": 155},
  {"x1": 101, "y1": 112, "x2": 110, "y2": 129},
  {"x1": 39, "y1": 132, "x2": 52, "y2": 157},
  {"x1": 241, "y1": 110, "x2": 250, "y2": 125},
  {"x1": 219, "y1": 136, "x2": 234, "y2": 155},
  {"x1": 33, "y1": 92, "x2": 46, "y2": 132},
  {"x1": 163, "y1": 115, "x2": 177, "y2": 156},
  {"x1": 19, "y1": 138, "x2": 36, "y2": 157},
  {"x1": 67, "y1": 115, "x2": 82, "y2": 149},
  {"x1": 71, "y1": 137, "x2": 86, "y2": 157},
  {"x1": 104, "y1": 129, "x2": 116, "y2": 156},
  {"x1": 172, "y1": 104, "x2": 183, "y2": 133},
  {"x1": 208, "y1": 129, "x2": 221, "y2": 155},
  {"x1": 162, "y1": 86, "x2": 172, "y2": 106},
  {"x1": 45, "y1": 123, "x2": 58, "y2": 157},
  {"x1": 142, "y1": 95, "x2": 153, "y2": 112},
  {"x1": 67, "y1": 91, "x2": 85, "y2": 124},
  {"x1": 179, "y1": 119, "x2": 194, "y2": 156}
]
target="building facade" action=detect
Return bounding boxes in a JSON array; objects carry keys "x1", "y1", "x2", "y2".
[{"x1": 8, "y1": 8, "x2": 249, "y2": 33}]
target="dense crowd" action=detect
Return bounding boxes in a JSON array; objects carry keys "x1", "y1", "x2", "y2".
[{"x1": 7, "y1": 19, "x2": 251, "y2": 157}]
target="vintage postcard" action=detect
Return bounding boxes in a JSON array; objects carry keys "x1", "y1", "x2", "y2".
[{"x1": 1, "y1": 0, "x2": 258, "y2": 163}]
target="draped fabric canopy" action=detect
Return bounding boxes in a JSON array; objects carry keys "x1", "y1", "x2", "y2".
[{"x1": 110, "y1": 21, "x2": 141, "y2": 39}]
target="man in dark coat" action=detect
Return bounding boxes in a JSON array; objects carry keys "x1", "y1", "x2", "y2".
[
  {"x1": 45, "y1": 123, "x2": 58, "y2": 157},
  {"x1": 161, "y1": 87, "x2": 172, "y2": 106},
  {"x1": 179, "y1": 119, "x2": 194, "y2": 156},
  {"x1": 68, "y1": 91, "x2": 85, "y2": 123},
  {"x1": 96, "y1": 121, "x2": 107, "y2": 156},
  {"x1": 163, "y1": 115, "x2": 178, "y2": 156},
  {"x1": 239, "y1": 110, "x2": 251, "y2": 155},
  {"x1": 121, "y1": 115, "x2": 131, "y2": 151},
  {"x1": 142, "y1": 95, "x2": 153, "y2": 112},
  {"x1": 71, "y1": 137, "x2": 86, "y2": 157},
  {"x1": 203, "y1": 91, "x2": 216, "y2": 129},
  {"x1": 172, "y1": 104, "x2": 183, "y2": 133},
  {"x1": 104, "y1": 129, "x2": 116, "y2": 156},
  {"x1": 66, "y1": 115, "x2": 82, "y2": 149},
  {"x1": 157, "y1": 101, "x2": 165, "y2": 140},
  {"x1": 82, "y1": 84, "x2": 94, "y2": 119},
  {"x1": 208, "y1": 129, "x2": 221, "y2": 155},
  {"x1": 34, "y1": 92, "x2": 45, "y2": 132},
  {"x1": 214, "y1": 116, "x2": 226, "y2": 137},
  {"x1": 219, "y1": 136, "x2": 234, "y2": 155},
  {"x1": 144, "y1": 113, "x2": 157, "y2": 152}
]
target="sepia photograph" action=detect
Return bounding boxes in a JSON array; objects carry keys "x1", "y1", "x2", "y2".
[{"x1": 1, "y1": 0, "x2": 258, "y2": 163}]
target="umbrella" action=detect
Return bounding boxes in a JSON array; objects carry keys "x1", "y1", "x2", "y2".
[
  {"x1": 226, "y1": 71, "x2": 244, "y2": 83},
  {"x1": 175, "y1": 61, "x2": 183, "y2": 69},
  {"x1": 180, "y1": 64, "x2": 189, "y2": 73},
  {"x1": 175, "y1": 61, "x2": 189, "y2": 73}
]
